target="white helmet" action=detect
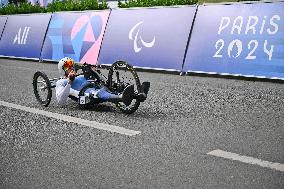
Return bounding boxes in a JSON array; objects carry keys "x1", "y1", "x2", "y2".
[{"x1": 58, "y1": 57, "x2": 74, "y2": 75}]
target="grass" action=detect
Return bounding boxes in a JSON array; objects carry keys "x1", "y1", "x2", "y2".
[
  {"x1": 0, "y1": 0, "x2": 261, "y2": 14},
  {"x1": 199, "y1": 0, "x2": 238, "y2": 3},
  {"x1": 117, "y1": 0, "x2": 259, "y2": 8},
  {"x1": 198, "y1": 0, "x2": 258, "y2": 3},
  {"x1": 0, "y1": 0, "x2": 108, "y2": 15}
]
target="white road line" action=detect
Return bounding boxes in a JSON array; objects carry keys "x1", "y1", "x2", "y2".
[
  {"x1": 207, "y1": 149, "x2": 284, "y2": 172},
  {"x1": 0, "y1": 100, "x2": 141, "y2": 136}
]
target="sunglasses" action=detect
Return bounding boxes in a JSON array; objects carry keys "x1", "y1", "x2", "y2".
[{"x1": 62, "y1": 59, "x2": 74, "y2": 72}]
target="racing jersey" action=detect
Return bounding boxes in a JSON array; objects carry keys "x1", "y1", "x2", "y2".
[
  {"x1": 55, "y1": 75, "x2": 111, "y2": 106},
  {"x1": 55, "y1": 75, "x2": 89, "y2": 106}
]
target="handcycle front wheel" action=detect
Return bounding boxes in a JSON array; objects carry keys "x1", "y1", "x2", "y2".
[
  {"x1": 107, "y1": 61, "x2": 141, "y2": 114},
  {"x1": 33, "y1": 71, "x2": 52, "y2": 107}
]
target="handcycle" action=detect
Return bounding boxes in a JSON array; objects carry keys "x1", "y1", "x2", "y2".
[{"x1": 32, "y1": 60, "x2": 150, "y2": 114}]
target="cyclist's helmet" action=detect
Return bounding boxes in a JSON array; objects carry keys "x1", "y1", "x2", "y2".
[{"x1": 58, "y1": 57, "x2": 74, "y2": 76}]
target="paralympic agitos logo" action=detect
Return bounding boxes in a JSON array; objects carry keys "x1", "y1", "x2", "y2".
[
  {"x1": 213, "y1": 15, "x2": 280, "y2": 61},
  {"x1": 128, "y1": 21, "x2": 156, "y2": 53}
]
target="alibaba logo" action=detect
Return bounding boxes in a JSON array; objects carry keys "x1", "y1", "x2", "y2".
[{"x1": 128, "y1": 21, "x2": 156, "y2": 53}]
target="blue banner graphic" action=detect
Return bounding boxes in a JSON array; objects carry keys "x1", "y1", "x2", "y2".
[
  {"x1": 0, "y1": 0, "x2": 8, "y2": 7},
  {"x1": 41, "y1": 11, "x2": 110, "y2": 64},
  {"x1": 183, "y1": 2, "x2": 284, "y2": 79},
  {"x1": 98, "y1": 6, "x2": 197, "y2": 71},
  {"x1": 0, "y1": 16, "x2": 7, "y2": 40},
  {"x1": 0, "y1": 14, "x2": 51, "y2": 59}
]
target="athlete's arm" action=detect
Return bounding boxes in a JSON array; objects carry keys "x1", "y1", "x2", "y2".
[{"x1": 55, "y1": 79, "x2": 71, "y2": 106}]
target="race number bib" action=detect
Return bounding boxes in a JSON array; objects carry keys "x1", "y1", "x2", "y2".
[{"x1": 79, "y1": 96, "x2": 86, "y2": 104}]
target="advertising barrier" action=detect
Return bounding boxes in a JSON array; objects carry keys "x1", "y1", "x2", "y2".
[
  {"x1": 0, "y1": 16, "x2": 7, "y2": 40},
  {"x1": 41, "y1": 11, "x2": 110, "y2": 64},
  {"x1": 0, "y1": 14, "x2": 51, "y2": 59},
  {"x1": 98, "y1": 6, "x2": 197, "y2": 71},
  {"x1": 183, "y1": 2, "x2": 284, "y2": 79}
]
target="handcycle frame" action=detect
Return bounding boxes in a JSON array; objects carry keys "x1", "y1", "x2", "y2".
[{"x1": 33, "y1": 60, "x2": 150, "y2": 114}]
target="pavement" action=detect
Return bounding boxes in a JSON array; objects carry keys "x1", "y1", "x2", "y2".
[{"x1": 0, "y1": 58, "x2": 283, "y2": 188}]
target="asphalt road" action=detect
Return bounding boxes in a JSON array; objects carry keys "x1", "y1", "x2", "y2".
[{"x1": 0, "y1": 58, "x2": 283, "y2": 188}]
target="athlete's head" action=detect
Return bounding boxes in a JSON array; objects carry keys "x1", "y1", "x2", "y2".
[{"x1": 58, "y1": 57, "x2": 75, "y2": 77}]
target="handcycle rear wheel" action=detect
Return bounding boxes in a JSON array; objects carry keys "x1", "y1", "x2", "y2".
[
  {"x1": 107, "y1": 61, "x2": 141, "y2": 114},
  {"x1": 33, "y1": 71, "x2": 52, "y2": 107}
]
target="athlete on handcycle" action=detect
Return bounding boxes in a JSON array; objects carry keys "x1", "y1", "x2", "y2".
[{"x1": 56, "y1": 57, "x2": 134, "y2": 106}]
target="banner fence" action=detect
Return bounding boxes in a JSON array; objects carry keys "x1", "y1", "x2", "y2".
[
  {"x1": 0, "y1": 14, "x2": 51, "y2": 59},
  {"x1": 0, "y1": 2, "x2": 283, "y2": 80},
  {"x1": 98, "y1": 6, "x2": 197, "y2": 71},
  {"x1": 40, "y1": 10, "x2": 110, "y2": 64},
  {"x1": 183, "y1": 2, "x2": 284, "y2": 79}
]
